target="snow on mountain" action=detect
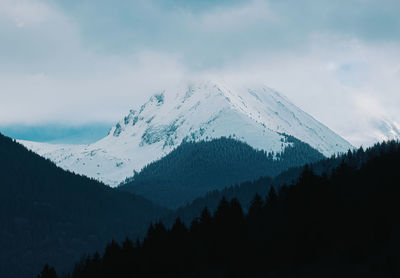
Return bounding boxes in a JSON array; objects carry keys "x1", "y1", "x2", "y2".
[
  {"x1": 343, "y1": 116, "x2": 400, "y2": 147},
  {"x1": 20, "y1": 80, "x2": 352, "y2": 187},
  {"x1": 371, "y1": 118, "x2": 400, "y2": 142}
]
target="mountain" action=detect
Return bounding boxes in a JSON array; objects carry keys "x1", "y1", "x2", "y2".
[
  {"x1": 119, "y1": 136, "x2": 324, "y2": 209},
  {"x1": 21, "y1": 80, "x2": 352, "y2": 187},
  {"x1": 345, "y1": 116, "x2": 400, "y2": 147},
  {"x1": 369, "y1": 117, "x2": 400, "y2": 143},
  {"x1": 0, "y1": 133, "x2": 166, "y2": 278},
  {"x1": 66, "y1": 141, "x2": 400, "y2": 278},
  {"x1": 167, "y1": 141, "x2": 395, "y2": 225}
]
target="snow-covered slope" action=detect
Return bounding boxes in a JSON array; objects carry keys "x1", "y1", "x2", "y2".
[
  {"x1": 343, "y1": 116, "x2": 400, "y2": 147},
  {"x1": 21, "y1": 80, "x2": 352, "y2": 186},
  {"x1": 369, "y1": 118, "x2": 400, "y2": 143}
]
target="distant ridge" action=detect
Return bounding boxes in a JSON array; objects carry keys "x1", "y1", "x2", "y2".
[{"x1": 119, "y1": 135, "x2": 324, "y2": 209}]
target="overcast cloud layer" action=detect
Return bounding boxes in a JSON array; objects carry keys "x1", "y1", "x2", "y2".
[{"x1": 1, "y1": 0, "x2": 400, "y2": 146}]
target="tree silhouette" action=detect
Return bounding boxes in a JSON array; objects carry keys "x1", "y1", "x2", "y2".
[{"x1": 37, "y1": 264, "x2": 58, "y2": 278}]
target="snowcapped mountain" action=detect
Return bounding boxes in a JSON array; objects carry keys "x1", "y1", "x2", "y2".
[
  {"x1": 370, "y1": 118, "x2": 400, "y2": 142},
  {"x1": 21, "y1": 80, "x2": 352, "y2": 187},
  {"x1": 343, "y1": 116, "x2": 400, "y2": 147}
]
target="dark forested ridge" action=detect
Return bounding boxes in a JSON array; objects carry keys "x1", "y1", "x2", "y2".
[
  {"x1": 0, "y1": 133, "x2": 166, "y2": 278},
  {"x1": 168, "y1": 140, "x2": 389, "y2": 225},
  {"x1": 59, "y1": 140, "x2": 400, "y2": 278},
  {"x1": 119, "y1": 136, "x2": 324, "y2": 209}
]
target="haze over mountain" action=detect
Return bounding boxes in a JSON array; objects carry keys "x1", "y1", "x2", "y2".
[
  {"x1": 21, "y1": 80, "x2": 352, "y2": 186},
  {"x1": 2, "y1": 0, "x2": 400, "y2": 149},
  {"x1": 345, "y1": 117, "x2": 400, "y2": 147}
]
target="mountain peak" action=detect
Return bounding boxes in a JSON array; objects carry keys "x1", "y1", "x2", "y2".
[
  {"x1": 21, "y1": 80, "x2": 352, "y2": 186},
  {"x1": 109, "y1": 79, "x2": 351, "y2": 153}
]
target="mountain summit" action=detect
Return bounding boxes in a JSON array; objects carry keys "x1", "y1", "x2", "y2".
[{"x1": 21, "y1": 80, "x2": 352, "y2": 186}]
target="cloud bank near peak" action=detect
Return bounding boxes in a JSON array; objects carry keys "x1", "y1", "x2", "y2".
[{"x1": 1, "y1": 0, "x2": 400, "y2": 147}]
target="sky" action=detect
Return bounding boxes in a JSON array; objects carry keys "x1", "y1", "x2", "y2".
[{"x1": 1, "y1": 0, "x2": 400, "y2": 146}]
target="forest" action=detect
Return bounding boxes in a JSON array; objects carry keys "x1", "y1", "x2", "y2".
[
  {"x1": 43, "y1": 140, "x2": 400, "y2": 278},
  {"x1": 167, "y1": 137, "x2": 387, "y2": 225},
  {"x1": 0, "y1": 133, "x2": 165, "y2": 278},
  {"x1": 120, "y1": 135, "x2": 324, "y2": 209},
  {"x1": 0, "y1": 133, "x2": 323, "y2": 278}
]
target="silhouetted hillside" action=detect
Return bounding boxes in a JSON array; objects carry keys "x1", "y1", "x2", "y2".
[{"x1": 0, "y1": 133, "x2": 166, "y2": 278}]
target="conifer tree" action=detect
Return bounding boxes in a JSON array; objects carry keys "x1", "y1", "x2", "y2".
[
  {"x1": 248, "y1": 193, "x2": 264, "y2": 218},
  {"x1": 37, "y1": 264, "x2": 58, "y2": 278},
  {"x1": 266, "y1": 186, "x2": 277, "y2": 207}
]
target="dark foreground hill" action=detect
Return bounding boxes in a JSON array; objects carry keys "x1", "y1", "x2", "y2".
[
  {"x1": 0, "y1": 133, "x2": 166, "y2": 278},
  {"x1": 66, "y1": 140, "x2": 400, "y2": 278},
  {"x1": 119, "y1": 136, "x2": 324, "y2": 209}
]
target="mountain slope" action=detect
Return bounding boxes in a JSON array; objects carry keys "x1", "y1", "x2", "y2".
[
  {"x1": 21, "y1": 80, "x2": 352, "y2": 186},
  {"x1": 69, "y1": 141, "x2": 400, "y2": 278},
  {"x1": 120, "y1": 136, "x2": 324, "y2": 208},
  {"x1": 167, "y1": 141, "x2": 397, "y2": 225},
  {"x1": 0, "y1": 133, "x2": 166, "y2": 278},
  {"x1": 344, "y1": 116, "x2": 400, "y2": 147},
  {"x1": 365, "y1": 117, "x2": 400, "y2": 144}
]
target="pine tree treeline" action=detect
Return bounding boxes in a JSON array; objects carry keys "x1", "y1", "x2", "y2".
[
  {"x1": 63, "y1": 140, "x2": 400, "y2": 278},
  {"x1": 120, "y1": 136, "x2": 324, "y2": 209},
  {"x1": 166, "y1": 140, "x2": 399, "y2": 226}
]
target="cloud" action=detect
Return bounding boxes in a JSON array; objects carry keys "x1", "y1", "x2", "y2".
[
  {"x1": 1, "y1": 0, "x2": 400, "y2": 147},
  {"x1": 0, "y1": 51, "x2": 187, "y2": 125},
  {"x1": 0, "y1": 0, "x2": 52, "y2": 26},
  {"x1": 209, "y1": 36, "x2": 400, "y2": 146},
  {"x1": 0, "y1": 0, "x2": 187, "y2": 125},
  {"x1": 45, "y1": 0, "x2": 400, "y2": 66},
  {"x1": 0, "y1": 0, "x2": 84, "y2": 75},
  {"x1": 197, "y1": 0, "x2": 276, "y2": 32}
]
